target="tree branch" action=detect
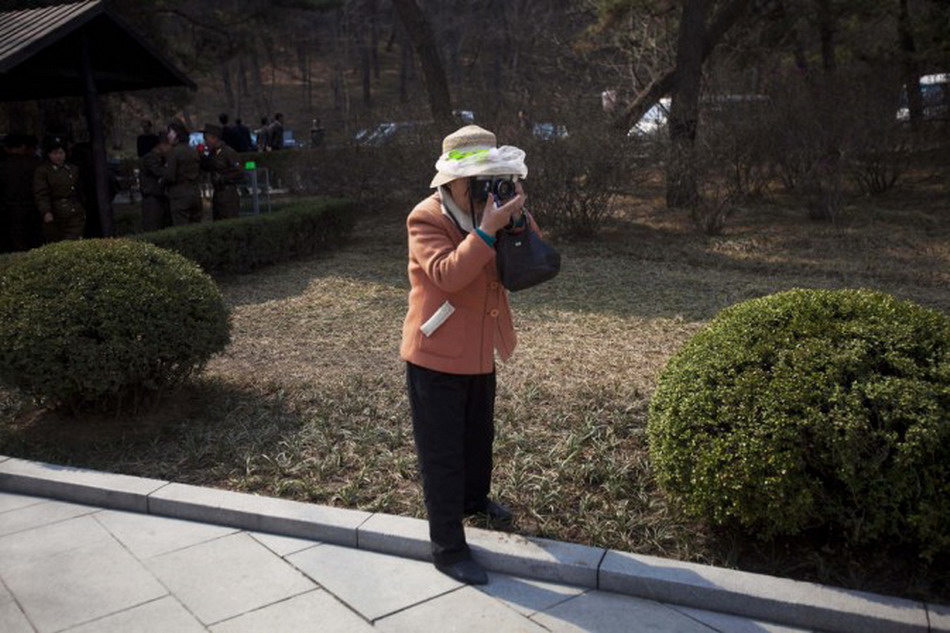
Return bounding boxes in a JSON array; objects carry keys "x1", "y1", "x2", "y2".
[{"x1": 613, "y1": 0, "x2": 753, "y2": 131}]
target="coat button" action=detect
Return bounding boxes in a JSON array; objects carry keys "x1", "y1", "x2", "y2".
[
  {"x1": 490, "y1": 282, "x2": 499, "y2": 290},
  {"x1": 489, "y1": 308, "x2": 499, "y2": 317}
]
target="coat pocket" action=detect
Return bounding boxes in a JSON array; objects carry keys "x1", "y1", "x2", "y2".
[{"x1": 418, "y1": 303, "x2": 465, "y2": 358}]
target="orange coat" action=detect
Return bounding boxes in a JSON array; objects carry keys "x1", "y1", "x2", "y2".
[{"x1": 400, "y1": 191, "x2": 533, "y2": 375}]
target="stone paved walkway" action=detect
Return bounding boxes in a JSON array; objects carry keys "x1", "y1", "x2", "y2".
[{"x1": 0, "y1": 492, "x2": 809, "y2": 633}]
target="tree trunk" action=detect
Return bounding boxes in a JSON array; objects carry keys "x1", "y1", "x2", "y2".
[
  {"x1": 817, "y1": 0, "x2": 837, "y2": 72},
  {"x1": 776, "y1": 0, "x2": 808, "y2": 74},
  {"x1": 898, "y1": 0, "x2": 923, "y2": 129},
  {"x1": 250, "y1": 49, "x2": 266, "y2": 116},
  {"x1": 391, "y1": 0, "x2": 453, "y2": 130},
  {"x1": 298, "y1": 41, "x2": 309, "y2": 110},
  {"x1": 370, "y1": 0, "x2": 381, "y2": 80},
  {"x1": 399, "y1": 26, "x2": 411, "y2": 103},
  {"x1": 615, "y1": 0, "x2": 751, "y2": 131},
  {"x1": 666, "y1": 0, "x2": 709, "y2": 208},
  {"x1": 807, "y1": 0, "x2": 842, "y2": 222},
  {"x1": 79, "y1": 33, "x2": 113, "y2": 237},
  {"x1": 221, "y1": 61, "x2": 235, "y2": 111},
  {"x1": 361, "y1": 41, "x2": 372, "y2": 108}
]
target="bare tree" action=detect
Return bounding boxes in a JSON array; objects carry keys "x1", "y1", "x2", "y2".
[
  {"x1": 391, "y1": 0, "x2": 453, "y2": 128},
  {"x1": 898, "y1": 0, "x2": 923, "y2": 129},
  {"x1": 666, "y1": 0, "x2": 708, "y2": 208},
  {"x1": 613, "y1": 0, "x2": 753, "y2": 132}
]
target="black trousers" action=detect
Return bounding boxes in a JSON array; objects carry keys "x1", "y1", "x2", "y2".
[{"x1": 406, "y1": 362, "x2": 495, "y2": 565}]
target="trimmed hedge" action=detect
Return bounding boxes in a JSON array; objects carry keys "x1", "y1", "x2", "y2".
[
  {"x1": 133, "y1": 197, "x2": 356, "y2": 275},
  {"x1": 648, "y1": 288, "x2": 950, "y2": 558},
  {"x1": 0, "y1": 240, "x2": 230, "y2": 410}
]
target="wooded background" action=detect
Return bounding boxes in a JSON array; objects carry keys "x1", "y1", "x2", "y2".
[{"x1": 2, "y1": 0, "x2": 950, "y2": 223}]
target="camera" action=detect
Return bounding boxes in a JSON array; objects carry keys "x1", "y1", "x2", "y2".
[{"x1": 471, "y1": 177, "x2": 517, "y2": 205}]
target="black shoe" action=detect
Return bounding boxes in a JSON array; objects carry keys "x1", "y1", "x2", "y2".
[
  {"x1": 473, "y1": 499, "x2": 513, "y2": 527},
  {"x1": 435, "y1": 559, "x2": 489, "y2": 585}
]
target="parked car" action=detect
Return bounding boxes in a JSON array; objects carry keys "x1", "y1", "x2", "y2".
[
  {"x1": 354, "y1": 121, "x2": 434, "y2": 146},
  {"x1": 453, "y1": 109, "x2": 475, "y2": 124},
  {"x1": 627, "y1": 94, "x2": 768, "y2": 137},
  {"x1": 897, "y1": 73, "x2": 949, "y2": 122},
  {"x1": 628, "y1": 97, "x2": 671, "y2": 137},
  {"x1": 532, "y1": 122, "x2": 569, "y2": 141}
]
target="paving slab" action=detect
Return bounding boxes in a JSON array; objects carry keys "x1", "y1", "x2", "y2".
[
  {"x1": 0, "y1": 492, "x2": 46, "y2": 515},
  {"x1": 0, "y1": 580, "x2": 34, "y2": 633},
  {"x1": 531, "y1": 589, "x2": 716, "y2": 633},
  {"x1": 477, "y1": 573, "x2": 587, "y2": 617},
  {"x1": 0, "y1": 599, "x2": 34, "y2": 633},
  {"x1": 209, "y1": 589, "x2": 374, "y2": 633},
  {"x1": 599, "y1": 550, "x2": 928, "y2": 633},
  {"x1": 95, "y1": 508, "x2": 237, "y2": 559},
  {"x1": 0, "y1": 514, "x2": 112, "y2": 571},
  {"x1": 0, "y1": 458, "x2": 167, "y2": 513},
  {"x1": 286, "y1": 543, "x2": 461, "y2": 622},
  {"x1": 1, "y1": 526, "x2": 167, "y2": 632},
  {"x1": 0, "y1": 498, "x2": 96, "y2": 538},
  {"x1": 61, "y1": 596, "x2": 208, "y2": 633},
  {"x1": 375, "y1": 585, "x2": 547, "y2": 633},
  {"x1": 929, "y1": 602, "x2": 950, "y2": 633},
  {"x1": 0, "y1": 455, "x2": 10, "y2": 463},
  {"x1": 468, "y1": 527, "x2": 604, "y2": 588},
  {"x1": 148, "y1": 483, "x2": 370, "y2": 546},
  {"x1": 671, "y1": 604, "x2": 815, "y2": 632},
  {"x1": 357, "y1": 512, "x2": 431, "y2": 561},
  {"x1": 250, "y1": 531, "x2": 321, "y2": 557},
  {"x1": 146, "y1": 532, "x2": 315, "y2": 625}
]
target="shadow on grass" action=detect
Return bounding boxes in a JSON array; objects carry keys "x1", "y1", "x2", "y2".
[
  {"x1": 0, "y1": 377, "x2": 306, "y2": 488},
  {"x1": 704, "y1": 526, "x2": 950, "y2": 606}
]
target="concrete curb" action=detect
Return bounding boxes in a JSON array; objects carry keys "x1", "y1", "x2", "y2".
[{"x1": 0, "y1": 455, "x2": 946, "y2": 633}]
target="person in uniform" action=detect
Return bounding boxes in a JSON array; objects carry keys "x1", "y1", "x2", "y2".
[
  {"x1": 163, "y1": 120, "x2": 202, "y2": 225},
  {"x1": 234, "y1": 118, "x2": 253, "y2": 153},
  {"x1": 0, "y1": 134, "x2": 42, "y2": 252},
  {"x1": 400, "y1": 125, "x2": 534, "y2": 585},
  {"x1": 136, "y1": 120, "x2": 160, "y2": 158},
  {"x1": 269, "y1": 113, "x2": 285, "y2": 150},
  {"x1": 33, "y1": 136, "x2": 85, "y2": 242},
  {"x1": 255, "y1": 117, "x2": 270, "y2": 152},
  {"x1": 140, "y1": 136, "x2": 170, "y2": 232},
  {"x1": 201, "y1": 124, "x2": 244, "y2": 221}
]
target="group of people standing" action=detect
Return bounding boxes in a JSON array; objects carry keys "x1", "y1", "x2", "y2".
[
  {"x1": 0, "y1": 133, "x2": 92, "y2": 252},
  {"x1": 253, "y1": 113, "x2": 285, "y2": 152},
  {"x1": 137, "y1": 119, "x2": 246, "y2": 231}
]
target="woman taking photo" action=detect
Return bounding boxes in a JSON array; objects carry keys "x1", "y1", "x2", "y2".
[{"x1": 401, "y1": 124, "x2": 537, "y2": 585}]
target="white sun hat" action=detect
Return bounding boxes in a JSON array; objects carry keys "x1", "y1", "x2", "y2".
[{"x1": 430, "y1": 124, "x2": 528, "y2": 188}]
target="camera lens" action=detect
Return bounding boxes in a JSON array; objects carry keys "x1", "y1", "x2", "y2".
[{"x1": 494, "y1": 179, "x2": 516, "y2": 201}]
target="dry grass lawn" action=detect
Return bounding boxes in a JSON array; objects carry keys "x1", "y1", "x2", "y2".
[{"x1": 3, "y1": 181, "x2": 950, "y2": 602}]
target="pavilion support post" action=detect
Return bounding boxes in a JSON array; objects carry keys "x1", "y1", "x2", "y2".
[{"x1": 79, "y1": 33, "x2": 114, "y2": 237}]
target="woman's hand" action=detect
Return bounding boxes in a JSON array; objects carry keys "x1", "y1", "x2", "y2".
[
  {"x1": 43, "y1": 212, "x2": 53, "y2": 224},
  {"x1": 478, "y1": 184, "x2": 526, "y2": 234}
]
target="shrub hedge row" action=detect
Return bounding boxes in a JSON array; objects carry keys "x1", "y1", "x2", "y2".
[
  {"x1": 648, "y1": 288, "x2": 950, "y2": 558},
  {"x1": 0, "y1": 240, "x2": 230, "y2": 410},
  {"x1": 132, "y1": 197, "x2": 356, "y2": 275}
]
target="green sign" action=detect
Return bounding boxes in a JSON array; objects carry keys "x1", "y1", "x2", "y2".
[{"x1": 244, "y1": 161, "x2": 257, "y2": 170}]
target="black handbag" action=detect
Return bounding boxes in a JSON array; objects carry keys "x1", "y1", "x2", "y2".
[{"x1": 495, "y1": 222, "x2": 561, "y2": 291}]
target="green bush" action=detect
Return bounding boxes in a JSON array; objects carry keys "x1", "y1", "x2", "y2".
[
  {"x1": 134, "y1": 197, "x2": 355, "y2": 275},
  {"x1": 648, "y1": 288, "x2": 950, "y2": 558},
  {"x1": 0, "y1": 239, "x2": 230, "y2": 410}
]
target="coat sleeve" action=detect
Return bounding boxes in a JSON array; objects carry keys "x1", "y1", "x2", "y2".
[
  {"x1": 163, "y1": 148, "x2": 179, "y2": 186},
  {"x1": 408, "y1": 212, "x2": 495, "y2": 294},
  {"x1": 142, "y1": 151, "x2": 164, "y2": 180},
  {"x1": 33, "y1": 167, "x2": 51, "y2": 215}
]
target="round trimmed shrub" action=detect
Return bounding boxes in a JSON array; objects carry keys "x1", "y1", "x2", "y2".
[
  {"x1": 0, "y1": 239, "x2": 231, "y2": 409},
  {"x1": 648, "y1": 289, "x2": 950, "y2": 557}
]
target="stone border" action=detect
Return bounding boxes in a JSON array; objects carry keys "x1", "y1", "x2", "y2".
[{"x1": 0, "y1": 455, "x2": 945, "y2": 633}]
